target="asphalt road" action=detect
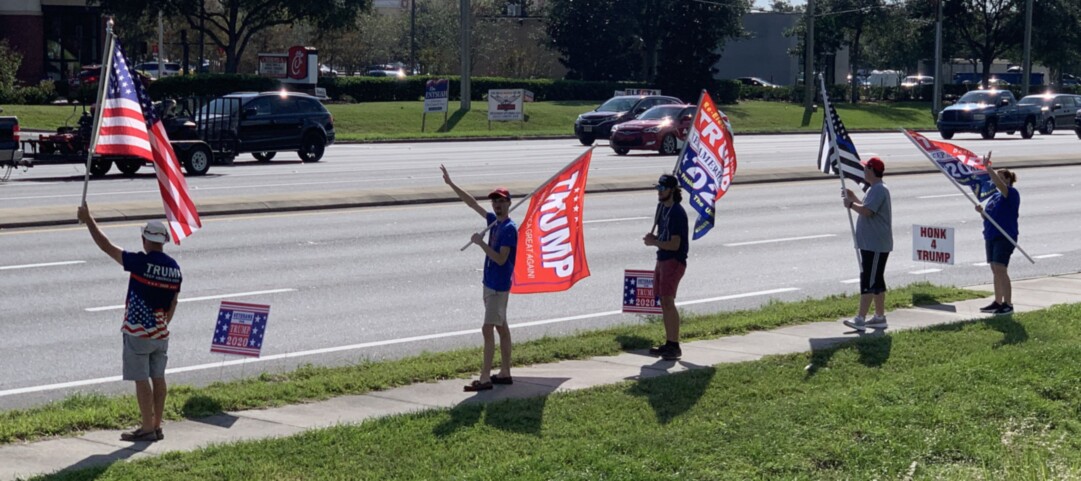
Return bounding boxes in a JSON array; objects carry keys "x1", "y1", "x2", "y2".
[
  {"x1": 3, "y1": 130, "x2": 1080, "y2": 210},
  {"x1": 1, "y1": 165, "x2": 1078, "y2": 410}
]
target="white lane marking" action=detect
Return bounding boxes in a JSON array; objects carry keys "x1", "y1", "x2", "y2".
[
  {"x1": 973, "y1": 262, "x2": 989, "y2": 267},
  {"x1": 2, "y1": 287, "x2": 799, "y2": 397},
  {"x1": 85, "y1": 288, "x2": 296, "y2": 312},
  {"x1": 724, "y1": 234, "x2": 835, "y2": 247},
  {"x1": 841, "y1": 278, "x2": 861, "y2": 284},
  {"x1": 584, "y1": 216, "x2": 651, "y2": 225},
  {"x1": 0, "y1": 260, "x2": 86, "y2": 270},
  {"x1": 1034, "y1": 254, "x2": 1063, "y2": 259},
  {"x1": 917, "y1": 193, "x2": 964, "y2": 199},
  {"x1": 909, "y1": 268, "x2": 942, "y2": 275}
]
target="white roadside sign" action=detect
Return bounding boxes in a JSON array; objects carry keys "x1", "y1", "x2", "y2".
[
  {"x1": 488, "y1": 89, "x2": 525, "y2": 121},
  {"x1": 912, "y1": 225, "x2": 955, "y2": 265}
]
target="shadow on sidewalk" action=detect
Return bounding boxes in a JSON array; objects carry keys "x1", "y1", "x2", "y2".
[
  {"x1": 805, "y1": 331, "x2": 893, "y2": 378},
  {"x1": 433, "y1": 376, "x2": 568, "y2": 438},
  {"x1": 54, "y1": 443, "x2": 149, "y2": 480},
  {"x1": 628, "y1": 360, "x2": 715, "y2": 425}
]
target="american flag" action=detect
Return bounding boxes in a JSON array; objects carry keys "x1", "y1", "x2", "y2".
[
  {"x1": 210, "y1": 301, "x2": 270, "y2": 357},
  {"x1": 122, "y1": 290, "x2": 170, "y2": 339},
  {"x1": 816, "y1": 78, "x2": 867, "y2": 190},
  {"x1": 622, "y1": 270, "x2": 662, "y2": 314},
  {"x1": 94, "y1": 38, "x2": 201, "y2": 243}
]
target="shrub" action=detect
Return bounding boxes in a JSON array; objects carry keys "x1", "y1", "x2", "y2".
[
  {"x1": 148, "y1": 74, "x2": 281, "y2": 99},
  {"x1": 318, "y1": 75, "x2": 655, "y2": 102}
]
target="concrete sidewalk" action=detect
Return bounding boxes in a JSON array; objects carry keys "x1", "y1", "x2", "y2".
[
  {"x1": 3, "y1": 273, "x2": 1081, "y2": 480},
  {"x1": 2, "y1": 157, "x2": 1078, "y2": 229}
]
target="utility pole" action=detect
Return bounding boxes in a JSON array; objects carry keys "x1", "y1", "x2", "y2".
[
  {"x1": 932, "y1": 0, "x2": 943, "y2": 117},
  {"x1": 410, "y1": 0, "x2": 416, "y2": 75},
  {"x1": 199, "y1": 0, "x2": 205, "y2": 72},
  {"x1": 460, "y1": 0, "x2": 471, "y2": 110},
  {"x1": 802, "y1": 0, "x2": 815, "y2": 124},
  {"x1": 1021, "y1": 0, "x2": 1032, "y2": 96}
]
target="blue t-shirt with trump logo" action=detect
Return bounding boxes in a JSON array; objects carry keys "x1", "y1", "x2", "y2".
[
  {"x1": 482, "y1": 212, "x2": 518, "y2": 292},
  {"x1": 121, "y1": 251, "x2": 182, "y2": 340}
]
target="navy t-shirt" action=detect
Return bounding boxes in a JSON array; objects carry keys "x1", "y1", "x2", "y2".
[
  {"x1": 984, "y1": 187, "x2": 1020, "y2": 240},
  {"x1": 482, "y1": 213, "x2": 518, "y2": 292},
  {"x1": 656, "y1": 203, "x2": 689, "y2": 264},
  {"x1": 121, "y1": 251, "x2": 182, "y2": 339}
]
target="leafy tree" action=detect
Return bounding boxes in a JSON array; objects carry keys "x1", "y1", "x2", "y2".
[
  {"x1": 95, "y1": 0, "x2": 372, "y2": 73},
  {"x1": 544, "y1": 0, "x2": 643, "y2": 81},
  {"x1": 944, "y1": 0, "x2": 1023, "y2": 87},
  {"x1": 653, "y1": 0, "x2": 749, "y2": 101},
  {"x1": 1029, "y1": 0, "x2": 1081, "y2": 84},
  {"x1": 0, "y1": 40, "x2": 22, "y2": 95}
]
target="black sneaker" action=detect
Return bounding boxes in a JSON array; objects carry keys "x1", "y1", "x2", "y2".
[
  {"x1": 661, "y1": 345, "x2": 682, "y2": 361},
  {"x1": 979, "y1": 301, "x2": 1002, "y2": 313},
  {"x1": 648, "y1": 344, "x2": 670, "y2": 357},
  {"x1": 994, "y1": 304, "x2": 1014, "y2": 315}
]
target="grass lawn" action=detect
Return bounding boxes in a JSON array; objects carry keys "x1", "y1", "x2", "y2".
[
  {"x1": 0, "y1": 283, "x2": 979, "y2": 446},
  {"x1": 35, "y1": 300, "x2": 1081, "y2": 481},
  {"x1": 3, "y1": 100, "x2": 938, "y2": 141}
]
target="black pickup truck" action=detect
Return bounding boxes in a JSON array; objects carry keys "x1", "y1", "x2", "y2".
[{"x1": 0, "y1": 108, "x2": 24, "y2": 170}]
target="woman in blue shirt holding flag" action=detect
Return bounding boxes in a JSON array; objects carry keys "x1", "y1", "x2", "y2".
[{"x1": 975, "y1": 159, "x2": 1020, "y2": 315}]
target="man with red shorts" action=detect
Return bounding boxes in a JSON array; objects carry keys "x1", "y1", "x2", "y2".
[{"x1": 643, "y1": 174, "x2": 689, "y2": 360}]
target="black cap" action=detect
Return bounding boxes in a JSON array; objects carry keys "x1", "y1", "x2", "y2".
[{"x1": 654, "y1": 174, "x2": 678, "y2": 190}]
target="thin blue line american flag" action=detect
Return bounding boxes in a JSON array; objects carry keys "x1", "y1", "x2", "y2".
[
  {"x1": 816, "y1": 81, "x2": 867, "y2": 190},
  {"x1": 95, "y1": 37, "x2": 201, "y2": 243}
]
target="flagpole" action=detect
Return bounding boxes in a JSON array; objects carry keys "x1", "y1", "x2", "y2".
[
  {"x1": 460, "y1": 147, "x2": 594, "y2": 251},
  {"x1": 901, "y1": 132, "x2": 1035, "y2": 264},
  {"x1": 821, "y1": 77, "x2": 862, "y2": 269},
  {"x1": 81, "y1": 18, "x2": 116, "y2": 207}
]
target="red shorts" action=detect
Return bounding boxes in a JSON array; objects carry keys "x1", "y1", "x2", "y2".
[{"x1": 654, "y1": 259, "x2": 686, "y2": 299}]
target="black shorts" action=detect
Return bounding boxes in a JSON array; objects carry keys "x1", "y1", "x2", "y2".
[{"x1": 860, "y1": 250, "x2": 889, "y2": 295}]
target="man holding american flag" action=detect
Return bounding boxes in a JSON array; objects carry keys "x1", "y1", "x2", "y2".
[{"x1": 78, "y1": 206, "x2": 181, "y2": 443}]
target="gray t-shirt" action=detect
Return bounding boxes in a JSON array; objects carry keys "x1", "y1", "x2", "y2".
[{"x1": 855, "y1": 182, "x2": 892, "y2": 252}]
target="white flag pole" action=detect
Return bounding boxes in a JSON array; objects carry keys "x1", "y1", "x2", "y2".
[
  {"x1": 81, "y1": 18, "x2": 116, "y2": 206},
  {"x1": 821, "y1": 77, "x2": 862, "y2": 269},
  {"x1": 901, "y1": 132, "x2": 1035, "y2": 264},
  {"x1": 460, "y1": 147, "x2": 594, "y2": 251}
]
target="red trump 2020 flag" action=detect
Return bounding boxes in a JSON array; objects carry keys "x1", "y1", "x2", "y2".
[
  {"x1": 95, "y1": 39, "x2": 201, "y2": 244},
  {"x1": 510, "y1": 149, "x2": 592, "y2": 294}
]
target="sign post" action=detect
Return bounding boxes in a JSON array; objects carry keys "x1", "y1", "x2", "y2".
[
  {"x1": 912, "y1": 224, "x2": 955, "y2": 265},
  {"x1": 423, "y1": 79, "x2": 449, "y2": 132}
]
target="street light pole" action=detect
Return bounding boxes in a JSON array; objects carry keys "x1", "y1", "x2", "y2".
[
  {"x1": 1022, "y1": 0, "x2": 1032, "y2": 95},
  {"x1": 802, "y1": 0, "x2": 815, "y2": 123},
  {"x1": 933, "y1": 0, "x2": 943, "y2": 117},
  {"x1": 410, "y1": 0, "x2": 416, "y2": 75},
  {"x1": 460, "y1": 0, "x2": 471, "y2": 110}
]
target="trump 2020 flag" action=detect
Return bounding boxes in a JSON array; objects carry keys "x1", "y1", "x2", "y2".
[
  {"x1": 211, "y1": 301, "x2": 270, "y2": 357},
  {"x1": 904, "y1": 130, "x2": 996, "y2": 201},
  {"x1": 676, "y1": 91, "x2": 736, "y2": 239},
  {"x1": 511, "y1": 149, "x2": 592, "y2": 293},
  {"x1": 94, "y1": 37, "x2": 201, "y2": 244}
]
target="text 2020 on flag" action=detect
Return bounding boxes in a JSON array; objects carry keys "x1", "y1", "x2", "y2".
[
  {"x1": 92, "y1": 36, "x2": 201, "y2": 243},
  {"x1": 676, "y1": 91, "x2": 736, "y2": 239}
]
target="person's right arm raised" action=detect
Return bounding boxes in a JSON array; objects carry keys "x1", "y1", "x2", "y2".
[{"x1": 441, "y1": 164, "x2": 487, "y2": 218}]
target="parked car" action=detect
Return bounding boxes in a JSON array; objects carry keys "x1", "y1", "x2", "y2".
[
  {"x1": 900, "y1": 75, "x2": 934, "y2": 88},
  {"x1": 574, "y1": 95, "x2": 682, "y2": 146},
  {"x1": 609, "y1": 104, "x2": 695, "y2": 156},
  {"x1": 1074, "y1": 108, "x2": 1081, "y2": 139},
  {"x1": 133, "y1": 62, "x2": 182, "y2": 79},
  {"x1": 67, "y1": 65, "x2": 101, "y2": 89},
  {"x1": 736, "y1": 77, "x2": 780, "y2": 88},
  {"x1": 936, "y1": 89, "x2": 1041, "y2": 140},
  {"x1": 1018, "y1": 93, "x2": 1081, "y2": 135},
  {"x1": 197, "y1": 91, "x2": 335, "y2": 162}
]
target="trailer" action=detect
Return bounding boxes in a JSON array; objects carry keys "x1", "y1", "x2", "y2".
[{"x1": 12, "y1": 98, "x2": 242, "y2": 178}]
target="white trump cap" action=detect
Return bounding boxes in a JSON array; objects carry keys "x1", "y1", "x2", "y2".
[{"x1": 142, "y1": 221, "x2": 170, "y2": 244}]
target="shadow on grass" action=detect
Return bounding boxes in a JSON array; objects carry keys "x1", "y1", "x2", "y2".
[
  {"x1": 433, "y1": 377, "x2": 568, "y2": 438},
  {"x1": 629, "y1": 360, "x2": 715, "y2": 425},
  {"x1": 181, "y1": 395, "x2": 225, "y2": 420},
  {"x1": 805, "y1": 331, "x2": 893, "y2": 378},
  {"x1": 921, "y1": 313, "x2": 1029, "y2": 348},
  {"x1": 442, "y1": 108, "x2": 470, "y2": 132},
  {"x1": 615, "y1": 334, "x2": 655, "y2": 351}
]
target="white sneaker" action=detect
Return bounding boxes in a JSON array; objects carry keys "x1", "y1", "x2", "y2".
[
  {"x1": 866, "y1": 316, "x2": 888, "y2": 329},
  {"x1": 843, "y1": 316, "x2": 866, "y2": 331}
]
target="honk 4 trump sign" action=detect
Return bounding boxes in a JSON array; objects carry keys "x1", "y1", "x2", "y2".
[
  {"x1": 912, "y1": 225, "x2": 955, "y2": 265},
  {"x1": 511, "y1": 149, "x2": 593, "y2": 293}
]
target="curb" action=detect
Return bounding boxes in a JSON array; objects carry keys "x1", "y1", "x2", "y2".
[{"x1": 3, "y1": 157, "x2": 1077, "y2": 230}]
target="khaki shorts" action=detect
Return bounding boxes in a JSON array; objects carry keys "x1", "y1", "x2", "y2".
[
  {"x1": 122, "y1": 334, "x2": 169, "y2": 381},
  {"x1": 482, "y1": 287, "x2": 510, "y2": 326}
]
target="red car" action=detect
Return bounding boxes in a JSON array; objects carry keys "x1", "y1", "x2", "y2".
[{"x1": 609, "y1": 104, "x2": 696, "y2": 155}]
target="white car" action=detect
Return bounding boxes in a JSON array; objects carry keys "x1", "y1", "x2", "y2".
[
  {"x1": 900, "y1": 75, "x2": 934, "y2": 88},
  {"x1": 134, "y1": 62, "x2": 182, "y2": 79}
]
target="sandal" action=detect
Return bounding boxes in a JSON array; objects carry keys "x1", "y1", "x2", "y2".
[
  {"x1": 464, "y1": 380, "x2": 493, "y2": 392},
  {"x1": 120, "y1": 428, "x2": 159, "y2": 442},
  {"x1": 490, "y1": 374, "x2": 513, "y2": 385}
]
